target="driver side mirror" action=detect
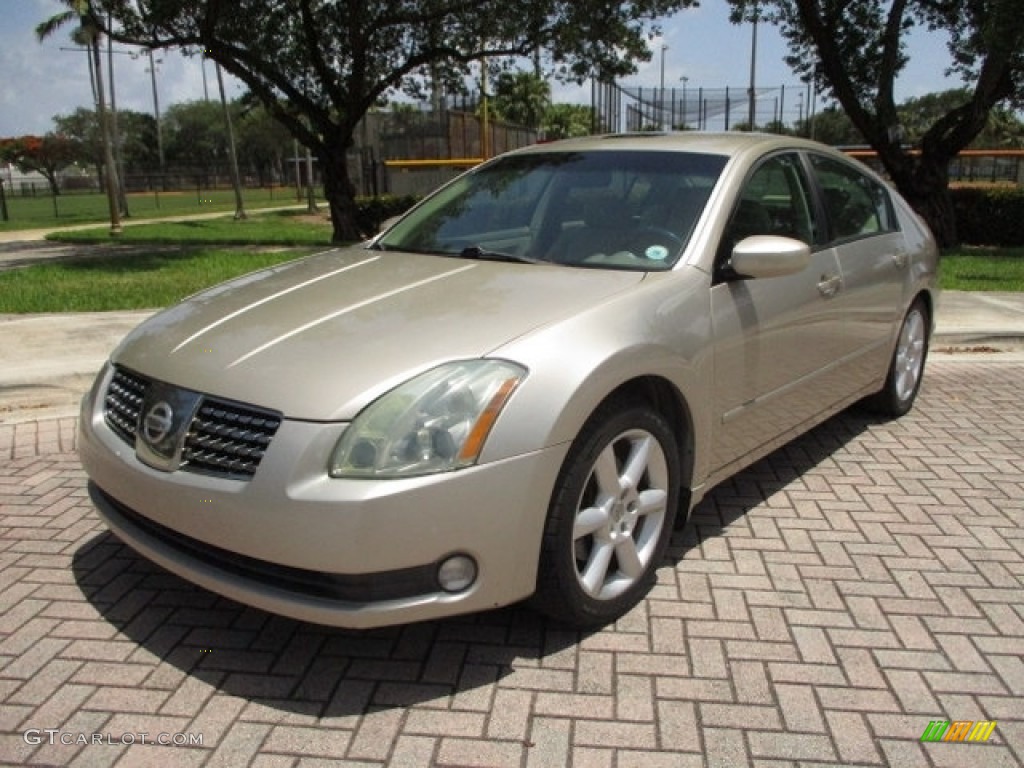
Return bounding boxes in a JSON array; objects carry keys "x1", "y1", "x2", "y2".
[{"x1": 729, "y1": 235, "x2": 811, "y2": 279}]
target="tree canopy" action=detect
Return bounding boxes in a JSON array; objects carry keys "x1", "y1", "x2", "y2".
[
  {"x1": 161, "y1": 100, "x2": 234, "y2": 170},
  {"x1": 492, "y1": 72, "x2": 552, "y2": 130},
  {"x1": 49, "y1": 101, "x2": 293, "y2": 186},
  {"x1": 236, "y1": 102, "x2": 294, "y2": 187},
  {"x1": 729, "y1": 0, "x2": 1024, "y2": 246},
  {"x1": 0, "y1": 134, "x2": 79, "y2": 196},
  {"x1": 896, "y1": 89, "x2": 1024, "y2": 149},
  {"x1": 54, "y1": 107, "x2": 159, "y2": 177},
  {"x1": 89, "y1": 0, "x2": 692, "y2": 241},
  {"x1": 542, "y1": 104, "x2": 596, "y2": 140},
  {"x1": 799, "y1": 92, "x2": 1024, "y2": 149}
]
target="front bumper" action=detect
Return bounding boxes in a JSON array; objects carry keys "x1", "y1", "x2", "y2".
[{"x1": 79, "y1": 373, "x2": 567, "y2": 629}]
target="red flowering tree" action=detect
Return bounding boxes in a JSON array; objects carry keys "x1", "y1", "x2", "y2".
[{"x1": 0, "y1": 134, "x2": 80, "y2": 197}]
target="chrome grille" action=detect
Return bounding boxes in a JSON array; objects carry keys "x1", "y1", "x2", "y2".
[
  {"x1": 182, "y1": 399, "x2": 281, "y2": 479},
  {"x1": 103, "y1": 366, "x2": 281, "y2": 481},
  {"x1": 104, "y1": 367, "x2": 149, "y2": 444}
]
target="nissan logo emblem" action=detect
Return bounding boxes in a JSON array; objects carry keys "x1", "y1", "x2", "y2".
[{"x1": 142, "y1": 401, "x2": 175, "y2": 445}]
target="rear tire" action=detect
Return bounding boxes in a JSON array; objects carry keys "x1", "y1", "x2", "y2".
[
  {"x1": 532, "y1": 402, "x2": 680, "y2": 627},
  {"x1": 867, "y1": 298, "x2": 930, "y2": 418}
]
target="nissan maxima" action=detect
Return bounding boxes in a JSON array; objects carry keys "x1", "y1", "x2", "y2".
[{"x1": 79, "y1": 133, "x2": 939, "y2": 628}]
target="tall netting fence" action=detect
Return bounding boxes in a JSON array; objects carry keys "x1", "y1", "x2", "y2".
[{"x1": 592, "y1": 80, "x2": 818, "y2": 134}]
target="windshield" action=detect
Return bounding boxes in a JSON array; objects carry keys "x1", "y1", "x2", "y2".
[{"x1": 377, "y1": 150, "x2": 728, "y2": 271}]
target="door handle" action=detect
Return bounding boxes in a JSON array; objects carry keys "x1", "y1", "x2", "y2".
[
  {"x1": 817, "y1": 274, "x2": 842, "y2": 298},
  {"x1": 892, "y1": 251, "x2": 909, "y2": 269}
]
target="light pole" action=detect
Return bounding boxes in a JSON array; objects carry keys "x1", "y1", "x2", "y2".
[
  {"x1": 480, "y1": 58, "x2": 491, "y2": 160},
  {"x1": 680, "y1": 76, "x2": 689, "y2": 129},
  {"x1": 201, "y1": 55, "x2": 210, "y2": 101},
  {"x1": 748, "y1": 3, "x2": 759, "y2": 130},
  {"x1": 146, "y1": 49, "x2": 165, "y2": 175},
  {"x1": 659, "y1": 44, "x2": 668, "y2": 129}
]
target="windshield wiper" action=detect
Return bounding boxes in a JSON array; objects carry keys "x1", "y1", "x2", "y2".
[{"x1": 459, "y1": 246, "x2": 544, "y2": 264}]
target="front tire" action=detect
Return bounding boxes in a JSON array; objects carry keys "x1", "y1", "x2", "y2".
[
  {"x1": 533, "y1": 402, "x2": 680, "y2": 627},
  {"x1": 867, "y1": 297, "x2": 930, "y2": 418}
]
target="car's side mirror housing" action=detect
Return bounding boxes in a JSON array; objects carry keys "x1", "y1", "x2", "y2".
[{"x1": 729, "y1": 235, "x2": 812, "y2": 279}]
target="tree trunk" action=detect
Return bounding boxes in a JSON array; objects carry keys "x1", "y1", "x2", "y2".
[
  {"x1": 91, "y1": 37, "x2": 122, "y2": 236},
  {"x1": 904, "y1": 183, "x2": 957, "y2": 249},
  {"x1": 44, "y1": 171, "x2": 61, "y2": 198},
  {"x1": 874, "y1": 143, "x2": 958, "y2": 249},
  {"x1": 216, "y1": 63, "x2": 247, "y2": 221},
  {"x1": 322, "y1": 147, "x2": 362, "y2": 243},
  {"x1": 905, "y1": 153, "x2": 957, "y2": 249}
]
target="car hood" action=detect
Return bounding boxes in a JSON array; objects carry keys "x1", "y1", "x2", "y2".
[{"x1": 112, "y1": 247, "x2": 644, "y2": 420}]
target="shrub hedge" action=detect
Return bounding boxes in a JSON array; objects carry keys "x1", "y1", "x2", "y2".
[
  {"x1": 354, "y1": 193, "x2": 420, "y2": 237},
  {"x1": 951, "y1": 186, "x2": 1024, "y2": 247}
]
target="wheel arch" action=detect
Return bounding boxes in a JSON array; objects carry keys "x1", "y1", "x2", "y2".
[
  {"x1": 915, "y1": 288, "x2": 936, "y2": 332},
  {"x1": 530, "y1": 374, "x2": 696, "y2": 625},
  {"x1": 585, "y1": 374, "x2": 697, "y2": 516}
]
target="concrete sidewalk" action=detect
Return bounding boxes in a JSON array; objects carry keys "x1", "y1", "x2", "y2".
[{"x1": 0, "y1": 310, "x2": 151, "y2": 422}]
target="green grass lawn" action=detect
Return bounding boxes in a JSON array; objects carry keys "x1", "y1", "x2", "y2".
[
  {"x1": 0, "y1": 246, "x2": 317, "y2": 312},
  {"x1": 0, "y1": 186, "x2": 304, "y2": 231},
  {"x1": 47, "y1": 209, "x2": 335, "y2": 246},
  {"x1": 0, "y1": 209, "x2": 336, "y2": 313},
  {"x1": 1, "y1": 225, "x2": 1020, "y2": 313},
  {"x1": 940, "y1": 246, "x2": 1024, "y2": 291}
]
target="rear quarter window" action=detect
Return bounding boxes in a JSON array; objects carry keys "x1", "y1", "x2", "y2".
[{"x1": 809, "y1": 154, "x2": 899, "y2": 242}]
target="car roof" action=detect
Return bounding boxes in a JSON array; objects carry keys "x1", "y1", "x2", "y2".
[{"x1": 508, "y1": 131, "x2": 843, "y2": 160}]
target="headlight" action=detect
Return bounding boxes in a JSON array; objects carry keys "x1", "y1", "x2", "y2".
[{"x1": 329, "y1": 360, "x2": 527, "y2": 478}]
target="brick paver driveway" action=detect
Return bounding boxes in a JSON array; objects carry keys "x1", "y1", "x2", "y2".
[{"x1": 1, "y1": 357, "x2": 1022, "y2": 767}]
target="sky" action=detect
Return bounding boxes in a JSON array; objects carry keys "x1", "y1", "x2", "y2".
[{"x1": 0, "y1": 0, "x2": 960, "y2": 138}]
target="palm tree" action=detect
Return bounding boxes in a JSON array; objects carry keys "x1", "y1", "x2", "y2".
[
  {"x1": 36, "y1": 1, "x2": 121, "y2": 234},
  {"x1": 492, "y1": 71, "x2": 552, "y2": 132}
]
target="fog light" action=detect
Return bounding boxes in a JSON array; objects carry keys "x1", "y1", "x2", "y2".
[{"x1": 437, "y1": 555, "x2": 477, "y2": 593}]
